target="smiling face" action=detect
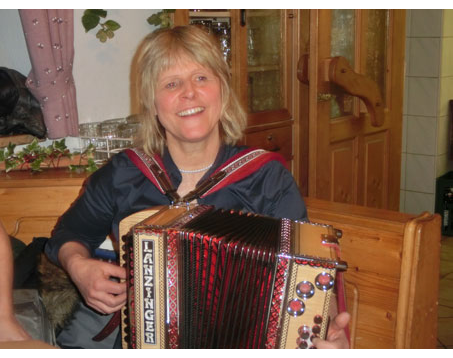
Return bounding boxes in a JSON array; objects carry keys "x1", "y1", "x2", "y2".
[
  {"x1": 136, "y1": 26, "x2": 247, "y2": 156},
  {"x1": 154, "y1": 57, "x2": 223, "y2": 150}
]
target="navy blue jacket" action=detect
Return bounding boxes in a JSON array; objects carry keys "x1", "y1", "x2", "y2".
[{"x1": 45, "y1": 145, "x2": 307, "y2": 265}]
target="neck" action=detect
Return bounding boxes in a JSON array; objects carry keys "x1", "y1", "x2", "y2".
[{"x1": 167, "y1": 137, "x2": 221, "y2": 173}]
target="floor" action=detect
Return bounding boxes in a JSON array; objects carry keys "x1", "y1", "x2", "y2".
[{"x1": 437, "y1": 236, "x2": 453, "y2": 348}]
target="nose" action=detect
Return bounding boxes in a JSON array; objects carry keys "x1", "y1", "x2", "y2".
[{"x1": 181, "y1": 80, "x2": 195, "y2": 99}]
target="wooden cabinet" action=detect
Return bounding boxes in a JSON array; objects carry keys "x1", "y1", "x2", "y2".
[
  {"x1": 0, "y1": 169, "x2": 88, "y2": 245},
  {"x1": 174, "y1": 9, "x2": 295, "y2": 169}
]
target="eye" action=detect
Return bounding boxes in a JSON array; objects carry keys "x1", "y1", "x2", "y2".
[
  {"x1": 165, "y1": 81, "x2": 178, "y2": 89},
  {"x1": 196, "y1": 75, "x2": 208, "y2": 82}
]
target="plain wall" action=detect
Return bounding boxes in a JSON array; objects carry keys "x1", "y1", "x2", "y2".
[{"x1": 0, "y1": 9, "x2": 159, "y2": 125}]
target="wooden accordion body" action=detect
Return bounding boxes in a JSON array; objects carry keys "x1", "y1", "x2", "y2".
[{"x1": 119, "y1": 205, "x2": 347, "y2": 349}]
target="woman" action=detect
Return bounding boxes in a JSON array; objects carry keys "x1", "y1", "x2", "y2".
[
  {"x1": 45, "y1": 25, "x2": 348, "y2": 349},
  {"x1": 0, "y1": 221, "x2": 31, "y2": 342}
]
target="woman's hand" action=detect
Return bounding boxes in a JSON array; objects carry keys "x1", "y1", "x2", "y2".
[
  {"x1": 0, "y1": 315, "x2": 31, "y2": 342},
  {"x1": 312, "y1": 312, "x2": 350, "y2": 349},
  {"x1": 59, "y1": 242, "x2": 126, "y2": 315},
  {"x1": 67, "y1": 256, "x2": 126, "y2": 314}
]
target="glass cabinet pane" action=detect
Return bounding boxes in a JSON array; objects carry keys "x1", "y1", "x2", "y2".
[
  {"x1": 365, "y1": 10, "x2": 389, "y2": 107},
  {"x1": 330, "y1": 10, "x2": 355, "y2": 64},
  {"x1": 246, "y1": 9, "x2": 283, "y2": 113},
  {"x1": 189, "y1": 10, "x2": 232, "y2": 66},
  {"x1": 330, "y1": 9, "x2": 355, "y2": 119}
]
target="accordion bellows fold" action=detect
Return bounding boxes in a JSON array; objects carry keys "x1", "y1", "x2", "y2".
[{"x1": 119, "y1": 205, "x2": 347, "y2": 349}]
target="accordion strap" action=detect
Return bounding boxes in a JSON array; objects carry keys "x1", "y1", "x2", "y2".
[
  {"x1": 92, "y1": 311, "x2": 121, "y2": 342},
  {"x1": 124, "y1": 148, "x2": 178, "y2": 201},
  {"x1": 335, "y1": 271, "x2": 351, "y2": 343},
  {"x1": 125, "y1": 147, "x2": 286, "y2": 204}
]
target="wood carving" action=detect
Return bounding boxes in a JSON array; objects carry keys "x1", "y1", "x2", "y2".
[
  {"x1": 297, "y1": 54, "x2": 310, "y2": 85},
  {"x1": 328, "y1": 56, "x2": 385, "y2": 127}
]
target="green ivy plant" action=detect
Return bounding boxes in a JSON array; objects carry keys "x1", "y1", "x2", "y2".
[
  {"x1": 147, "y1": 10, "x2": 175, "y2": 28},
  {"x1": 68, "y1": 144, "x2": 98, "y2": 173},
  {"x1": 81, "y1": 9, "x2": 121, "y2": 43},
  {"x1": 0, "y1": 139, "x2": 98, "y2": 173},
  {"x1": 81, "y1": 9, "x2": 175, "y2": 43}
]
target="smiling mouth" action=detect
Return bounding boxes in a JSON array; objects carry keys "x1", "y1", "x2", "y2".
[{"x1": 177, "y1": 107, "x2": 205, "y2": 117}]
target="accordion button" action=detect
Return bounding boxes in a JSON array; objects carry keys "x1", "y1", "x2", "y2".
[
  {"x1": 312, "y1": 324, "x2": 321, "y2": 334},
  {"x1": 296, "y1": 338, "x2": 308, "y2": 349},
  {"x1": 298, "y1": 325, "x2": 311, "y2": 339},
  {"x1": 315, "y1": 272, "x2": 334, "y2": 291},
  {"x1": 287, "y1": 299, "x2": 305, "y2": 316},
  {"x1": 314, "y1": 315, "x2": 323, "y2": 324},
  {"x1": 296, "y1": 281, "x2": 315, "y2": 299}
]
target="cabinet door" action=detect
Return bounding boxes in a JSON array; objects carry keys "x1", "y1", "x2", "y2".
[{"x1": 241, "y1": 9, "x2": 293, "y2": 126}]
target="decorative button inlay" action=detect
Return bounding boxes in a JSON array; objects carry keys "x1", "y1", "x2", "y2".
[
  {"x1": 287, "y1": 299, "x2": 305, "y2": 317},
  {"x1": 315, "y1": 272, "x2": 334, "y2": 291},
  {"x1": 296, "y1": 281, "x2": 315, "y2": 299}
]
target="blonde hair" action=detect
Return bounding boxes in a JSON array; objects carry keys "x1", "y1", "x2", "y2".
[{"x1": 134, "y1": 25, "x2": 247, "y2": 155}]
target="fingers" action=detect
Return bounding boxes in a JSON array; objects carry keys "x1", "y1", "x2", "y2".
[
  {"x1": 85, "y1": 292, "x2": 127, "y2": 315},
  {"x1": 67, "y1": 258, "x2": 128, "y2": 314},
  {"x1": 332, "y1": 311, "x2": 350, "y2": 329},
  {"x1": 83, "y1": 262, "x2": 127, "y2": 313},
  {"x1": 312, "y1": 312, "x2": 351, "y2": 349},
  {"x1": 83, "y1": 278, "x2": 127, "y2": 314},
  {"x1": 102, "y1": 261, "x2": 127, "y2": 280},
  {"x1": 312, "y1": 337, "x2": 341, "y2": 349}
]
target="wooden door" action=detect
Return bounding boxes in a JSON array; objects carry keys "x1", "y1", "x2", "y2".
[{"x1": 303, "y1": 10, "x2": 405, "y2": 210}]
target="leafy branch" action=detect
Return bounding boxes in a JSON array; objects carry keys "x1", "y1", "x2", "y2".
[
  {"x1": 147, "y1": 10, "x2": 175, "y2": 28},
  {"x1": 82, "y1": 9, "x2": 121, "y2": 43},
  {"x1": 0, "y1": 139, "x2": 98, "y2": 173},
  {"x1": 81, "y1": 9, "x2": 175, "y2": 43},
  {"x1": 68, "y1": 144, "x2": 98, "y2": 173}
]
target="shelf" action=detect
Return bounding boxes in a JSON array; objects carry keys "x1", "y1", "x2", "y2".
[
  {"x1": 248, "y1": 65, "x2": 281, "y2": 73},
  {"x1": 0, "y1": 167, "x2": 89, "y2": 186},
  {"x1": 189, "y1": 11, "x2": 230, "y2": 18},
  {"x1": 0, "y1": 134, "x2": 42, "y2": 148}
]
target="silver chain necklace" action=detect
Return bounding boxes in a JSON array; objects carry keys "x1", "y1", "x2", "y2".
[{"x1": 178, "y1": 163, "x2": 214, "y2": 174}]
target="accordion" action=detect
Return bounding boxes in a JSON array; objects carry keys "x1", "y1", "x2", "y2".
[{"x1": 119, "y1": 205, "x2": 347, "y2": 349}]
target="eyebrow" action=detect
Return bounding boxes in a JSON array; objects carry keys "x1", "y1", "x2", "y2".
[{"x1": 158, "y1": 68, "x2": 213, "y2": 83}]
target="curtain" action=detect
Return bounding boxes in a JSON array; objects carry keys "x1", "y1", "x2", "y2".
[{"x1": 19, "y1": 9, "x2": 79, "y2": 138}]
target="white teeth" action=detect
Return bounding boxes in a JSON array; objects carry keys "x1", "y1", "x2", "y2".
[{"x1": 177, "y1": 107, "x2": 204, "y2": 117}]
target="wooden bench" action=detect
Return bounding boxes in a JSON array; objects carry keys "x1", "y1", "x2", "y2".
[
  {"x1": 305, "y1": 197, "x2": 441, "y2": 349},
  {"x1": 0, "y1": 169, "x2": 441, "y2": 348}
]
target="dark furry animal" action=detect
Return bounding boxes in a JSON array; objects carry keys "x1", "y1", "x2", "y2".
[
  {"x1": 0, "y1": 67, "x2": 46, "y2": 138},
  {"x1": 38, "y1": 253, "x2": 81, "y2": 332}
]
